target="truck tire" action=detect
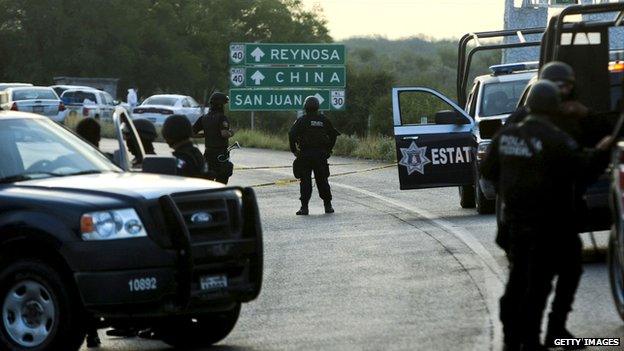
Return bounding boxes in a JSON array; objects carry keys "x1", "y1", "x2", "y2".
[
  {"x1": 0, "y1": 259, "x2": 85, "y2": 351},
  {"x1": 459, "y1": 185, "x2": 475, "y2": 208},
  {"x1": 475, "y1": 181, "x2": 495, "y2": 215},
  {"x1": 160, "y1": 303, "x2": 241, "y2": 347},
  {"x1": 608, "y1": 227, "x2": 624, "y2": 322}
]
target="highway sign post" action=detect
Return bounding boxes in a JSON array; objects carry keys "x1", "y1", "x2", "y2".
[
  {"x1": 229, "y1": 42, "x2": 346, "y2": 113},
  {"x1": 230, "y1": 89, "x2": 345, "y2": 111},
  {"x1": 230, "y1": 43, "x2": 346, "y2": 65},
  {"x1": 230, "y1": 67, "x2": 346, "y2": 88}
]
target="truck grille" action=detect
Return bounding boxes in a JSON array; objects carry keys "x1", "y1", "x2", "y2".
[{"x1": 172, "y1": 191, "x2": 242, "y2": 242}]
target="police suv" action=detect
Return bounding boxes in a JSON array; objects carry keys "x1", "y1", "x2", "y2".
[
  {"x1": 392, "y1": 28, "x2": 543, "y2": 215},
  {"x1": 0, "y1": 109, "x2": 263, "y2": 350}
]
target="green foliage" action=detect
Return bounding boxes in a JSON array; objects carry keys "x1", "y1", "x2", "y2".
[
  {"x1": 0, "y1": 0, "x2": 330, "y2": 98},
  {"x1": 0, "y1": 1, "x2": 504, "y2": 140},
  {"x1": 234, "y1": 129, "x2": 290, "y2": 151},
  {"x1": 236, "y1": 129, "x2": 395, "y2": 161}
]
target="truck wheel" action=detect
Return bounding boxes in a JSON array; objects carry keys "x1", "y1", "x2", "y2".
[
  {"x1": 608, "y1": 228, "x2": 624, "y2": 322},
  {"x1": 160, "y1": 303, "x2": 241, "y2": 348},
  {"x1": 475, "y1": 181, "x2": 495, "y2": 215},
  {"x1": 0, "y1": 259, "x2": 85, "y2": 351},
  {"x1": 459, "y1": 185, "x2": 475, "y2": 208}
]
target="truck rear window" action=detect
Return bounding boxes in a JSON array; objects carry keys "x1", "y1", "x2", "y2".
[{"x1": 62, "y1": 91, "x2": 98, "y2": 105}]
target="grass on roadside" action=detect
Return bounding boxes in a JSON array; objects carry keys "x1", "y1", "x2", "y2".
[
  {"x1": 235, "y1": 129, "x2": 397, "y2": 162},
  {"x1": 73, "y1": 114, "x2": 396, "y2": 162}
]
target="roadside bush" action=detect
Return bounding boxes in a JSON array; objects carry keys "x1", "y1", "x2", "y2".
[
  {"x1": 234, "y1": 130, "x2": 289, "y2": 151},
  {"x1": 333, "y1": 135, "x2": 359, "y2": 155}
]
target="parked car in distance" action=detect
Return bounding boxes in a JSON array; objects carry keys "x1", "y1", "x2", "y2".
[
  {"x1": 61, "y1": 88, "x2": 116, "y2": 121},
  {"x1": 0, "y1": 83, "x2": 33, "y2": 92},
  {"x1": 0, "y1": 86, "x2": 67, "y2": 122},
  {"x1": 133, "y1": 94, "x2": 204, "y2": 126},
  {"x1": 51, "y1": 84, "x2": 94, "y2": 98}
]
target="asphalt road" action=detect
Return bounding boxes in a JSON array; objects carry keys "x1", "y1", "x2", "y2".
[{"x1": 84, "y1": 141, "x2": 624, "y2": 350}]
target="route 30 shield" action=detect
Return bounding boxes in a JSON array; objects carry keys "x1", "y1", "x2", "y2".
[{"x1": 331, "y1": 90, "x2": 345, "y2": 110}]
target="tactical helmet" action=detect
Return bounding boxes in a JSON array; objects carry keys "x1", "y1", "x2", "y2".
[
  {"x1": 162, "y1": 114, "x2": 192, "y2": 144},
  {"x1": 131, "y1": 119, "x2": 158, "y2": 142},
  {"x1": 526, "y1": 80, "x2": 561, "y2": 115},
  {"x1": 304, "y1": 96, "x2": 320, "y2": 113},
  {"x1": 209, "y1": 92, "x2": 229, "y2": 106},
  {"x1": 76, "y1": 117, "x2": 101, "y2": 147},
  {"x1": 540, "y1": 61, "x2": 575, "y2": 84}
]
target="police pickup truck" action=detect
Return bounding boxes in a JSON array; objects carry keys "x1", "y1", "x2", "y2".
[
  {"x1": 0, "y1": 109, "x2": 263, "y2": 350},
  {"x1": 392, "y1": 28, "x2": 542, "y2": 214}
]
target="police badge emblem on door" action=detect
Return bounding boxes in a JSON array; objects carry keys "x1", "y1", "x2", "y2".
[{"x1": 392, "y1": 88, "x2": 475, "y2": 190}]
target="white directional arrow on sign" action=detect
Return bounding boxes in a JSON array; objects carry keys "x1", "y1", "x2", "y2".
[
  {"x1": 250, "y1": 47, "x2": 265, "y2": 62},
  {"x1": 314, "y1": 93, "x2": 325, "y2": 105},
  {"x1": 250, "y1": 70, "x2": 266, "y2": 85}
]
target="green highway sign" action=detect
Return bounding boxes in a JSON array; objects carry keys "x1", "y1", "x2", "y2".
[
  {"x1": 229, "y1": 89, "x2": 346, "y2": 111},
  {"x1": 230, "y1": 67, "x2": 346, "y2": 88},
  {"x1": 229, "y1": 43, "x2": 346, "y2": 65}
]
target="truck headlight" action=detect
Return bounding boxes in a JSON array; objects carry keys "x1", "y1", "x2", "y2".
[{"x1": 81, "y1": 209, "x2": 147, "y2": 241}]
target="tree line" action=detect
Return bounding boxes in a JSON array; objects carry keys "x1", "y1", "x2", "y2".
[{"x1": 0, "y1": 0, "x2": 499, "y2": 137}]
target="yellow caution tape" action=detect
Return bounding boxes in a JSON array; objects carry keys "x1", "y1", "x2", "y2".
[{"x1": 251, "y1": 163, "x2": 396, "y2": 188}]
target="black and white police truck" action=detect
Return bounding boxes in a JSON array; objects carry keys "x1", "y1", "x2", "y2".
[
  {"x1": 0, "y1": 108, "x2": 263, "y2": 350},
  {"x1": 392, "y1": 28, "x2": 543, "y2": 214}
]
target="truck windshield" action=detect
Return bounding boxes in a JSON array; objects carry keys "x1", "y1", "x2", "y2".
[
  {"x1": 480, "y1": 79, "x2": 530, "y2": 117},
  {"x1": 0, "y1": 117, "x2": 120, "y2": 183}
]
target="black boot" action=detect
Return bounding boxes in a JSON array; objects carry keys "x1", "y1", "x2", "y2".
[
  {"x1": 324, "y1": 201, "x2": 334, "y2": 214},
  {"x1": 296, "y1": 203, "x2": 309, "y2": 215},
  {"x1": 502, "y1": 343, "x2": 522, "y2": 351},
  {"x1": 86, "y1": 330, "x2": 101, "y2": 348}
]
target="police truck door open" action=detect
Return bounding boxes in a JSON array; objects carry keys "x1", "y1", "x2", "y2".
[{"x1": 393, "y1": 88, "x2": 474, "y2": 190}]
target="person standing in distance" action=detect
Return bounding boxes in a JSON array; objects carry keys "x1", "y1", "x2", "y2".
[
  {"x1": 481, "y1": 81, "x2": 611, "y2": 351},
  {"x1": 193, "y1": 92, "x2": 235, "y2": 184},
  {"x1": 163, "y1": 115, "x2": 207, "y2": 178},
  {"x1": 289, "y1": 96, "x2": 340, "y2": 215}
]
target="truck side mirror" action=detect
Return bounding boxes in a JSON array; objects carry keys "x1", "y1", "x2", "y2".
[
  {"x1": 435, "y1": 110, "x2": 467, "y2": 125},
  {"x1": 142, "y1": 156, "x2": 178, "y2": 176}
]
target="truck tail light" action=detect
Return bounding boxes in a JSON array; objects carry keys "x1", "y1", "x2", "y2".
[
  {"x1": 83, "y1": 107, "x2": 90, "y2": 116},
  {"x1": 10, "y1": 102, "x2": 18, "y2": 111},
  {"x1": 59, "y1": 102, "x2": 66, "y2": 112}
]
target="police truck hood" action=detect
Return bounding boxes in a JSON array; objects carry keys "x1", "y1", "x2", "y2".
[{"x1": 14, "y1": 172, "x2": 223, "y2": 200}]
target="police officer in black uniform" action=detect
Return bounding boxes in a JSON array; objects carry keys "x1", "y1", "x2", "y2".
[
  {"x1": 482, "y1": 81, "x2": 611, "y2": 351},
  {"x1": 497, "y1": 62, "x2": 613, "y2": 350},
  {"x1": 289, "y1": 96, "x2": 340, "y2": 215},
  {"x1": 76, "y1": 117, "x2": 102, "y2": 148},
  {"x1": 131, "y1": 118, "x2": 158, "y2": 155},
  {"x1": 193, "y1": 92, "x2": 234, "y2": 184},
  {"x1": 162, "y1": 114, "x2": 207, "y2": 178}
]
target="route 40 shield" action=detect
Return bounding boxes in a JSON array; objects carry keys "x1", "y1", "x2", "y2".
[
  {"x1": 230, "y1": 68, "x2": 245, "y2": 87},
  {"x1": 230, "y1": 44, "x2": 245, "y2": 65},
  {"x1": 331, "y1": 90, "x2": 345, "y2": 110}
]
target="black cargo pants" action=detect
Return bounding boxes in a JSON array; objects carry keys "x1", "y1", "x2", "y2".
[
  {"x1": 298, "y1": 155, "x2": 331, "y2": 204},
  {"x1": 204, "y1": 148, "x2": 231, "y2": 184},
  {"x1": 499, "y1": 221, "x2": 582, "y2": 346}
]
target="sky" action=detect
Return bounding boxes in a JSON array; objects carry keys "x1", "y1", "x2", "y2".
[{"x1": 301, "y1": 0, "x2": 506, "y2": 40}]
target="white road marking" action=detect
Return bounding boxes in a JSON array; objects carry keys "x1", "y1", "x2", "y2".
[
  {"x1": 330, "y1": 181, "x2": 504, "y2": 351},
  {"x1": 243, "y1": 160, "x2": 505, "y2": 351}
]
